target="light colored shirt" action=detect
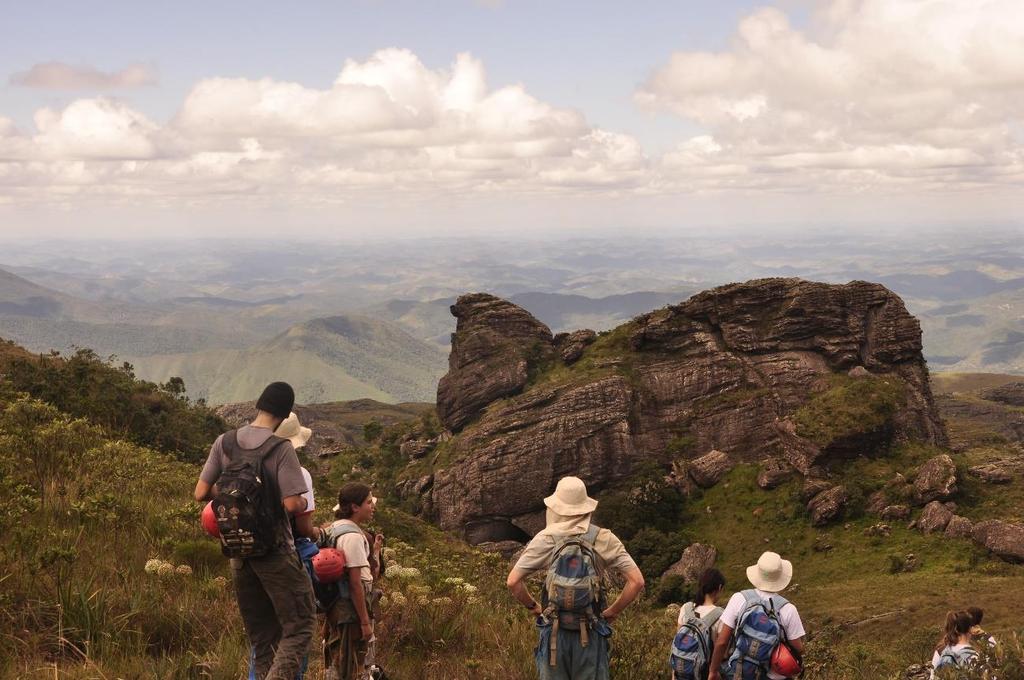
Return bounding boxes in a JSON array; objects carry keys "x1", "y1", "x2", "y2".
[
  {"x1": 332, "y1": 519, "x2": 373, "y2": 583},
  {"x1": 721, "y1": 589, "x2": 805, "y2": 680},
  {"x1": 930, "y1": 644, "x2": 977, "y2": 678},
  {"x1": 513, "y1": 526, "x2": 638, "y2": 575},
  {"x1": 297, "y1": 467, "x2": 315, "y2": 517},
  {"x1": 678, "y1": 603, "x2": 725, "y2": 640}
]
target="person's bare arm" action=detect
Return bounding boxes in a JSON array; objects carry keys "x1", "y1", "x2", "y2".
[
  {"x1": 601, "y1": 567, "x2": 644, "y2": 621},
  {"x1": 194, "y1": 480, "x2": 215, "y2": 503},
  {"x1": 707, "y1": 624, "x2": 735, "y2": 680},
  {"x1": 294, "y1": 512, "x2": 317, "y2": 540},
  {"x1": 348, "y1": 568, "x2": 372, "y2": 640},
  {"x1": 506, "y1": 568, "x2": 543, "y2": 616},
  {"x1": 789, "y1": 637, "x2": 805, "y2": 654},
  {"x1": 282, "y1": 494, "x2": 307, "y2": 515}
]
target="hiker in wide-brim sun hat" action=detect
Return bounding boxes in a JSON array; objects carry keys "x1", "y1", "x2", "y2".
[
  {"x1": 275, "y1": 412, "x2": 312, "y2": 449},
  {"x1": 543, "y1": 476, "x2": 599, "y2": 516},
  {"x1": 746, "y1": 551, "x2": 793, "y2": 592}
]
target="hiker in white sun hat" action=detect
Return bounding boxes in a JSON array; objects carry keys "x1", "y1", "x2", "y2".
[
  {"x1": 709, "y1": 551, "x2": 806, "y2": 680},
  {"x1": 506, "y1": 476, "x2": 645, "y2": 680}
]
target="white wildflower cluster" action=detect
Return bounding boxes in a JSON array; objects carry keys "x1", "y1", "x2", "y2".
[
  {"x1": 382, "y1": 547, "x2": 397, "y2": 562},
  {"x1": 213, "y1": 576, "x2": 229, "y2": 587},
  {"x1": 443, "y1": 577, "x2": 466, "y2": 586},
  {"x1": 407, "y1": 584, "x2": 431, "y2": 597},
  {"x1": 384, "y1": 564, "x2": 421, "y2": 580},
  {"x1": 665, "y1": 603, "x2": 681, "y2": 619},
  {"x1": 431, "y1": 596, "x2": 454, "y2": 607},
  {"x1": 144, "y1": 558, "x2": 193, "y2": 578},
  {"x1": 460, "y1": 584, "x2": 478, "y2": 594},
  {"x1": 389, "y1": 592, "x2": 408, "y2": 607}
]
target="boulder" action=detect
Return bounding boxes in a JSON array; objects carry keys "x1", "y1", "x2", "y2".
[
  {"x1": 554, "y1": 329, "x2": 597, "y2": 364},
  {"x1": 944, "y1": 515, "x2": 974, "y2": 539},
  {"x1": 687, "y1": 450, "x2": 734, "y2": 488},
  {"x1": 801, "y1": 479, "x2": 833, "y2": 503},
  {"x1": 400, "y1": 439, "x2": 434, "y2": 459},
  {"x1": 757, "y1": 458, "x2": 792, "y2": 490},
  {"x1": 848, "y1": 366, "x2": 872, "y2": 378},
  {"x1": 663, "y1": 543, "x2": 718, "y2": 582},
  {"x1": 880, "y1": 505, "x2": 911, "y2": 521},
  {"x1": 808, "y1": 485, "x2": 848, "y2": 526},
  {"x1": 980, "y1": 382, "x2": 1024, "y2": 407},
  {"x1": 914, "y1": 454, "x2": 958, "y2": 504},
  {"x1": 972, "y1": 520, "x2": 1024, "y2": 563},
  {"x1": 969, "y1": 464, "x2": 1012, "y2": 484},
  {"x1": 917, "y1": 501, "x2": 953, "y2": 534},
  {"x1": 866, "y1": 491, "x2": 889, "y2": 515},
  {"x1": 436, "y1": 293, "x2": 555, "y2": 432}
]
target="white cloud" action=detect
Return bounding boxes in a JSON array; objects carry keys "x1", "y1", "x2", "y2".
[
  {"x1": 10, "y1": 62, "x2": 157, "y2": 90},
  {"x1": 1, "y1": 49, "x2": 643, "y2": 206},
  {"x1": 639, "y1": 0, "x2": 1024, "y2": 191}
]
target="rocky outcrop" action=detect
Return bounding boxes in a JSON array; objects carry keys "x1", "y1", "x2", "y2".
[
  {"x1": 913, "y1": 454, "x2": 957, "y2": 504},
  {"x1": 980, "y1": 382, "x2": 1024, "y2": 407},
  {"x1": 686, "y1": 450, "x2": 734, "y2": 488},
  {"x1": 663, "y1": 543, "x2": 718, "y2": 582},
  {"x1": 808, "y1": 485, "x2": 848, "y2": 526},
  {"x1": 423, "y1": 279, "x2": 947, "y2": 540},
  {"x1": 972, "y1": 520, "x2": 1024, "y2": 563},
  {"x1": 555, "y1": 329, "x2": 597, "y2": 364},
  {"x1": 436, "y1": 294, "x2": 554, "y2": 432},
  {"x1": 917, "y1": 501, "x2": 953, "y2": 534}
]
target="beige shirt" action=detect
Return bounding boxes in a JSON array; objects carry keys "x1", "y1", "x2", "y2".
[
  {"x1": 331, "y1": 519, "x2": 373, "y2": 583},
  {"x1": 513, "y1": 526, "x2": 638, "y2": 576}
]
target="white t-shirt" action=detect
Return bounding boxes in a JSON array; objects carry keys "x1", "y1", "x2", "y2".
[
  {"x1": 332, "y1": 519, "x2": 373, "y2": 583},
  {"x1": 721, "y1": 590, "x2": 805, "y2": 680},
  {"x1": 678, "y1": 603, "x2": 725, "y2": 640},
  {"x1": 930, "y1": 644, "x2": 978, "y2": 678},
  {"x1": 296, "y1": 468, "x2": 315, "y2": 517}
]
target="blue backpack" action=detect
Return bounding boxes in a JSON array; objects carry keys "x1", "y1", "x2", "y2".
[
  {"x1": 671, "y1": 602, "x2": 723, "y2": 680},
  {"x1": 721, "y1": 590, "x2": 791, "y2": 680},
  {"x1": 935, "y1": 645, "x2": 979, "y2": 672}
]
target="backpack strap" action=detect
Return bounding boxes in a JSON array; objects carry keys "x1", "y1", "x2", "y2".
[
  {"x1": 221, "y1": 429, "x2": 239, "y2": 460},
  {"x1": 702, "y1": 605, "x2": 724, "y2": 629}
]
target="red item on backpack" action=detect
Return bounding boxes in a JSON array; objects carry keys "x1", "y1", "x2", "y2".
[
  {"x1": 313, "y1": 548, "x2": 347, "y2": 583},
  {"x1": 770, "y1": 642, "x2": 802, "y2": 677},
  {"x1": 201, "y1": 501, "x2": 220, "y2": 538}
]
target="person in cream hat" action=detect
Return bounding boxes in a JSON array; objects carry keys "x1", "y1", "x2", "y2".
[
  {"x1": 507, "y1": 476, "x2": 645, "y2": 680},
  {"x1": 276, "y1": 411, "x2": 313, "y2": 449},
  {"x1": 709, "y1": 551, "x2": 806, "y2": 680}
]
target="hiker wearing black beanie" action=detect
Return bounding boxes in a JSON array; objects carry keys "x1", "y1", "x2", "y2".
[{"x1": 194, "y1": 381, "x2": 315, "y2": 679}]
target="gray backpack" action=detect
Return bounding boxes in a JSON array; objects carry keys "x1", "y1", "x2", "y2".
[
  {"x1": 670, "y1": 603, "x2": 724, "y2": 680},
  {"x1": 935, "y1": 645, "x2": 979, "y2": 672}
]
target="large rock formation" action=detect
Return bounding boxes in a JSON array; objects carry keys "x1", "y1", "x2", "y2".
[
  {"x1": 419, "y1": 279, "x2": 947, "y2": 542},
  {"x1": 436, "y1": 293, "x2": 555, "y2": 432}
]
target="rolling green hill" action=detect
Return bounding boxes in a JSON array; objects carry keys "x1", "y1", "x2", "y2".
[{"x1": 129, "y1": 314, "x2": 448, "y2": 405}]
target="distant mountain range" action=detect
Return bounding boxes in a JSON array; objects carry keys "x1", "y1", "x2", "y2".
[{"x1": 127, "y1": 314, "x2": 448, "y2": 405}]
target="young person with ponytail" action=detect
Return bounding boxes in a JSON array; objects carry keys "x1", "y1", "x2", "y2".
[
  {"x1": 931, "y1": 610, "x2": 979, "y2": 677},
  {"x1": 678, "y1": 569, "x2": 726, "y2": 640}
]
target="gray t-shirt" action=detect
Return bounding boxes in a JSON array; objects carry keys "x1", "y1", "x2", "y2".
[{"x1": 200, "y1": 425, "x2": 308, "y2": 553}]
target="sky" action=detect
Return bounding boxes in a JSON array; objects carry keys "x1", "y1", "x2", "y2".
[{"x1": 0, "y1": 0, "x2": 1022, "y2": 238}]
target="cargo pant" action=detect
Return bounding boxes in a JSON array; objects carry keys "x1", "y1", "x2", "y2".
[
  {"x1": 232, "y1": 553, "x2": 316, "y2": 680},
  {"x1": 535, "y1": 617, "x2": 611, "y2": 680}
]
